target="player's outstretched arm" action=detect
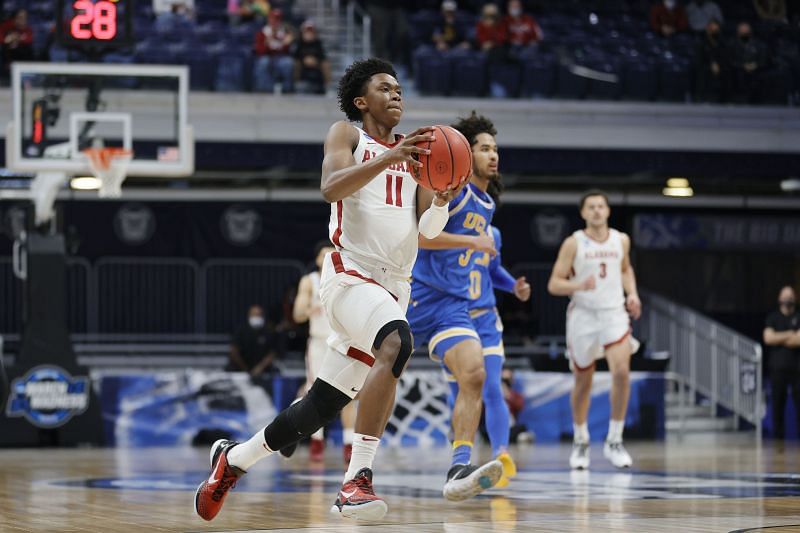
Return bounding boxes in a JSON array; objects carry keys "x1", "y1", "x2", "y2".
[
  {"x1": 418, "y1": 230, "x2": 496, "y2": 254},
  {"x1": 621, "y1": 233, "x2": 641, "y2": 320},
  {"x1": 321, "y1": 123, "x2": 434, "y2": 203},
  {"x1": 547, "y1": 236, "x2": 592, "y2": 296},
  {"x1": 415, "y1": 184, "x2": 461, "y2": 239},
  {"x1": 292, "y1": 274, "x2": 313, "y2": 324}
]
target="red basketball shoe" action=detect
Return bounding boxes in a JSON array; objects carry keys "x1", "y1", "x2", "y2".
[
  {"x1": 194, "y1": 439, "x2": 245, "y2": 521},
  {"x1": 310, "y1": 438, "x2": 325, "y2": 462},
  {"x1": 343, "y1": 443, "x2": 353, "y2": 465},
  {"x1": 330, "y1": 467, "x2": 388, "y2": 520}
]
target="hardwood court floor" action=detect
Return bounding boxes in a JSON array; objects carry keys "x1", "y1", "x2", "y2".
[{"x1": 1, "y1": 434, "x2": 799, "y2": 533}]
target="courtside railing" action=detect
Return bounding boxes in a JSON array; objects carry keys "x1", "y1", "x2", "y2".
[{"x1": 639, "y1": 291, "x2": 763, "y2": 438}]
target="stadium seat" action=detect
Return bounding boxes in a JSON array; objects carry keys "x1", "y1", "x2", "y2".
[
  {"x1": 520, "y1": 56, "x2": 556, "y2": 98},
  {"x1": 214, "y1": 53, "x2": 248, "y2": 92},
  {"x1": 413, "y1": 47, "x2": 451, "y2": 96},
  {"x1": 487, "y1": 63, "x2": 522, "y2": 98},
  {"x1": 622, "y1": 57, "x2": 657, "y2": 101},
  {"x1": 448, "y1": 49, "x2": 486, "y2": 97},
  {"x1": 555, "y1": 64, "x2": 588, "y2": 100},
  {"x1": 657, "y1": 59, "x2": 690, "y2": 102},
  {"x1": 586, "y1": 59, "x2": 623, "y2": 101}
]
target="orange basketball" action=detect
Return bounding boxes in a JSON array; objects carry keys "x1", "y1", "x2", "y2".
[{"x1": 412, "y1": 125, "x2": 473, "y2": 192}]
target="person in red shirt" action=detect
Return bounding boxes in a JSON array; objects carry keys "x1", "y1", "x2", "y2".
[
  {"x1": 0, "y1": 9, "x2": 34, "y2": 78},
  {"x1": 476, "y1": 3, "x2": 508, "y2": 63},
  {"x1": 253, "y1": 9, "x2": 295, "y2": 92},
  {"x1": 650, "y1": 0, "x2": 689, "y2": 37},
  {"x1": 502, "y1": 0, "x2": 543, "y2": 50}
]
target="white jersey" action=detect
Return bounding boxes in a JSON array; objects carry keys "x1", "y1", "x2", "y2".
[
  {"x1": 328, "y1": 125, "x2": 418, "y2": 276},
  {"x1": 570, "y1": 228, "x2": 626, "y2": 310},
  {"x1": 307, "y1": 271, "x2": 332, "y2": 339}
]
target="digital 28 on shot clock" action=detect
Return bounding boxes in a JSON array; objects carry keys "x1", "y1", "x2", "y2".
[{"x1": 56, "y1": 0, "x2": 134, "y2": 49}]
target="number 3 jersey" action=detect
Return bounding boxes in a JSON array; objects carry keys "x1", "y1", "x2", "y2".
[
  {"x1": 328, "y1": 125, "x2": 418, "y2": 277},
  {"x1": 412, "y1": 183, "x2": 496, "y2": 299},
  {"x1": 570, "y1": 228, "x2": 625, "y2": 310}
]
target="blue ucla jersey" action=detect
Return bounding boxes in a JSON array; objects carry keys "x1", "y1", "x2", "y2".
[
  {"x1": 412, "y1": 183, "x2": 495, "y2": 299},
  {"x1": 469, "y1": 225, "x2": 503, "y2": 310}
]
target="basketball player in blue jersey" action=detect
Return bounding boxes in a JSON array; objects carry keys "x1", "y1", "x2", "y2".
[
  {"x1": 408, "y1": 112, "x2": 506, "y2": 501},
  {"x1": 449, "y1": 224, "x2": 530, "y2": 487}
]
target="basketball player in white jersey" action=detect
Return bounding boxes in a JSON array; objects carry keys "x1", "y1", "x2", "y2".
[
  {"x1": 547, "y1": 190, "x2": 641, "y2": 470},
  {"x1": 195, "y1": 58, "x2": 457, "y2": 522},
  {"x1": 291, "y1": 241, "x2": 356, "y2": 464}
]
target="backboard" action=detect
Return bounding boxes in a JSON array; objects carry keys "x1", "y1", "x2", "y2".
[{"x1": 6, "y1": 62, "x2": 193, "y2": 177}]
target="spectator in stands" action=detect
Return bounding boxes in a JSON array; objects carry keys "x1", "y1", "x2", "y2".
[
  {"x1": 686, "y1": 0, "x2": 724, "y2": 32},
  {"x1": 693, "y1": 19, "x2": 730, "y2": 102},
  {"x1": 650, "y1": 0, "x2": 689, "y2": 37},
  {"x1": 763, "y1": 286, "x2": 800, "y2": 439},
  {"x1": 228, "y1": 305, "x2": 279, "y2": 377},
  {"x1": 152, "y1": 0, "x2": 195, "y2": 24},
  {"x1": 753, "y1": 0, "x2": 788, "y2": 24},
  {"x1": 729, "y1": 21, "x2": 768, "y2": 103},
  {"x1": 476, "y1": 3, "x2": 509, "y2": 63},
  {"x1": 229, "y1": 0, "x2": 270, "y2": 25},
  {"x1": 502, "y1": 0, "x2": 543, "y2": 53},
  {"x1": 253, "y1": 9, "x2": 295, "y2": 93},
  {"x1": 432, "y1": 0, "x2": 470, "y2": 52},
  {"x1": 0, "y1": 9, "x2": 33, "y2": 79},
  {"x1": 293, "y1": 20, "x2": 330, "y2": 95}
]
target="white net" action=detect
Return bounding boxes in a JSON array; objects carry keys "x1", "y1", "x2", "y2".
[
  {"x1": 383, "y1": 370, "x2": 452, "y2": 447},
  {"x1": 83, "y1": 148, "x2": 133, "y2": 198}
]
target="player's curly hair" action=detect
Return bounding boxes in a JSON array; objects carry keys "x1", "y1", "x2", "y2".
[
  {"x1": 451, "y1": 111, "x2": 497, "y2": 147},
  {"x1": 452, "y1": 111, "x2": 503, "y2": 204},
  {"x1": 337, "y1": 58, "x2": 397, "y2": 122}
]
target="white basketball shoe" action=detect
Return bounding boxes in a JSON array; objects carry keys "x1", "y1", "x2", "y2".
[
  {"x1": 603, "y1": 440, "x2": 633, "y2": 468},
  {"x1": 569, "y1": 441, "x2": 590, "y2": 470}
]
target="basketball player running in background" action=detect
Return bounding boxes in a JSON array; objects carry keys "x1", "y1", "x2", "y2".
[
  {"x1": 195, "y1": 58, "x2": 457, "y2": 522},
  {"x1": 291, "y1": 241, "x2": 356, "y2": 464},
  {"x1": 547, "y1": 190, "x2": 641, "y2": 470},
  {"x1": 408, "y1": 112, "x2": 506, "y2": 500}
]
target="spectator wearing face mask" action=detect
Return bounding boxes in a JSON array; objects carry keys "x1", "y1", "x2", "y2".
[
  {"x1": 502, "y1": 0, "x2": 543, "y2": 52},
  {"x1": 0, "y1": 9, "x2": 34, "y2": 79},
  {"x1": 228, "y1": 304, "x2": 279, "y2": 377},
  {"x1": 763, "y1": 286, "x2": 800, "y2": 439},
  {"x1": 432, "y1": 0, "x2": 470, "y2": 52},
  {"x1": 650, "y1": 0, "x2": 689, "y2": 37},
  {"x1": 694, "y1": 18, "x2": 729, "y2": 102},
  {"x1": 729, "y1": 21, "x2": 768, "y2": 103},
  {"x1": 686, "y1": 0, "x2": 724, "y2": 32},
  {"x1": 476, "y1": 3, "x2": 509, "y2": 63}
]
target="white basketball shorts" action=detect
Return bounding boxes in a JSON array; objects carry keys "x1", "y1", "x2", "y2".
[
  {"x1": 565, "y1": 303, "x2": 639, "y2": 371},
  {"x1": 317, "y1": 251, "x2": 411, "y2": 398}
]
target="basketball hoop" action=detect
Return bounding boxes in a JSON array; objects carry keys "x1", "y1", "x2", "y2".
[{"x1": 82, "y1": 147, "x2": 133, "y2": 198}]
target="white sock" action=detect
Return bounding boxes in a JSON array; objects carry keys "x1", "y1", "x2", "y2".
[
  {"x1": 573, "y1": 423, "x2": 589, "y2": 443},
  {"x1": 312, "y1": 428, "x2": 324, "y2": 441},
  {"x1": 227, "y1": 427, "x2": 274, "y2": 471},
  {"x1": 343, "y1": 428, "x2": 354, "y2": 445},
  {"x1": 607, "y1": 419, "x2": 625, "y2": 443},
  {"x1": 343, "y1": 433, "x2": 380, "y2": 483}
]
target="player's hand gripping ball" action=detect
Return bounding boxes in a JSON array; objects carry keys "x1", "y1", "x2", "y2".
[{"x1": 412, "y1": 125, "x2": 472, "y2": 192}]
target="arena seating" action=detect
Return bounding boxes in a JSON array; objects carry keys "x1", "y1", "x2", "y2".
[{"x1": 9, "y1": 0, "x2": 800, "y2": 103}]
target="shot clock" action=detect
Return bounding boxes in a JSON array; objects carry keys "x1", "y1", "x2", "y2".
[{"x1": 56, "y1": 0, "x2": 134, "y2": 49}]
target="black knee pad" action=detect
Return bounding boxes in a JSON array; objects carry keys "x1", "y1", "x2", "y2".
[
  {"x1": 290, "y1": 379, "x2": 351, "y2": 435},
  {"x1": 373, "y1": 320, "x2": 413, "y2": 378}
]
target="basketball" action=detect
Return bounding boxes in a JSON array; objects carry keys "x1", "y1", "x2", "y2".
[{"x1": 412, "y1": 125, "x2": 473, "y2": 192}]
